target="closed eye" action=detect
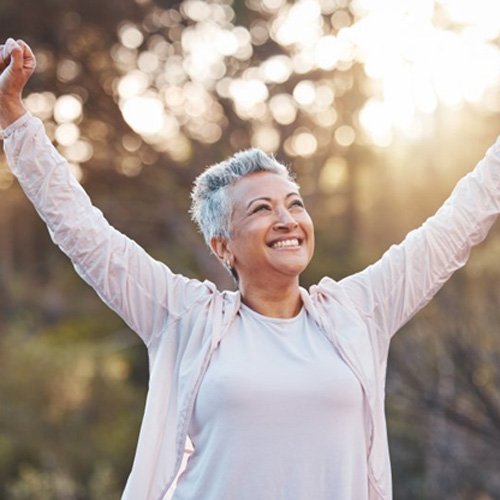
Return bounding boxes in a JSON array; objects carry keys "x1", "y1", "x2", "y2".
[
  {"x1": 252, "y1": 203, "x2": 272, "y2": 213},
  {"x1": 289, "y1": 199, "x2": 305, "y2": 209}
]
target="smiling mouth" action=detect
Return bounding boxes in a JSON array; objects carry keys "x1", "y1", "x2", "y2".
[{"x1": 270, "y1": 238, "x2": 301, "y2": 249}]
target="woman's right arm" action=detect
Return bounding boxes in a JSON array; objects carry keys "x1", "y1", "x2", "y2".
[{"x1": 1, "y1": 39, "x2": 213, "y2": 347}]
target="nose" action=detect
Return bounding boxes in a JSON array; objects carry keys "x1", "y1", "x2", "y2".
[{"x1": 273, "y1": 207, "x2": 298, "y2": 231}]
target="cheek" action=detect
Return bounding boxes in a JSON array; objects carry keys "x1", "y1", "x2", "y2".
[
  {"x1": 305, "y1": 219, "x2": 315, "y2": 252},
  {"x1": 228, "y1": 227, "x2": 260, "y2": 257},
  {"x1": 303, "y1": 214, "x2": 314, "y2": 235},
  {"x1": 306, "y1": 228, "x2": 315, "y2": 248}
]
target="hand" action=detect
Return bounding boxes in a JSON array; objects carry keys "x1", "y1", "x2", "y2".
[{"x1": 0, "y1": 38, "x2": 36, "y2": 128}]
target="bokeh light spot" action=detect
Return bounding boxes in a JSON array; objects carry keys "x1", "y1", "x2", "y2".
[
  {"x1": 24, "y1": 92, "x2": 56, "y2": 120},
  {"x1": 121, "y1": 96, "x2": 165, "y2": 135},
  {"x1": 252, "y1": 125, "x2": 281, "y2": 153},
  {"x1": 117, "y1": 71, "x2": 151, "y2": 99},
  {"x1": 293, "y1": 81, "x2": 316, "y2": 106},
  {"x1": 315, "y1": 36, "x2": 340, "y2": 70},
  {"x1": 260, "y1": 55, "x2": 293, "y2": 83},
  {"x1": 291, "y1": 129, "x2": 318, "y2": 157},
  {"x1": 119, "y1": 24, "x2": 144, "y2": 49},
  {"x1": 55, "y1": 123, "x2": 80, "y2": 146},
  {"x1": 65, "y1": 139, "x2": 93, "y2": 164},
  {"x1": 230, "y1": 79, "x2": 269, "y2": 108},
  {"x1": 334, "y1": 125, "x2": 356, "y2": 147},
  {"x1": 319, "y1": 157, "x2": 348, "y2": 193},
  {"x1": 269, "y1": 94, "x2": 297, "y2": 125},
  {"x1": 54, "y1": 95, "x2": 83, "y2": 124}
]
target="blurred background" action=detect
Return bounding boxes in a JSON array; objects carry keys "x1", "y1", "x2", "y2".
[{"x1": 1, "y1": 0, "x2": 500, "y2": 498}]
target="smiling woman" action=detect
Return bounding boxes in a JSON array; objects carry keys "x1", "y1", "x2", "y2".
[
  {"x1": 2, "y1": 37, "x2": 500, "y2": 500},
  {"x1": 189, "y1": 150, "x2": 314, "y2": 316},
  {"x1": 210, "y1": 171, "x2": 315, "y2": 317}
]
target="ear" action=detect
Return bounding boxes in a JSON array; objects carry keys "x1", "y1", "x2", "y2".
[{"x1": 210, "y1": 236, "x2": 232, "y2": 265}]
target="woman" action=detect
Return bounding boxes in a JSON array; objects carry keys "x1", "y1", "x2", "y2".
[{"x1": 2, "y1": 38, "x2": 500, "y2": 500}]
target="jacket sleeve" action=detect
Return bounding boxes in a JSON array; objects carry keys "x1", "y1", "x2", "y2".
[
  {"x1": 2, "y1": 113, "x2": 212, "y2": 348},
  {"x1": 336, "y1": 136, "x2": 500, "y2": 342}
]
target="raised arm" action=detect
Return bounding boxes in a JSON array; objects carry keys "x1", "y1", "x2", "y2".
[
  {"x1": 336, "y1": 136, "x2": 500, "y2": 348},
  {"x1": 1, "y1": 39, "x2": 213, "y2": 348}
]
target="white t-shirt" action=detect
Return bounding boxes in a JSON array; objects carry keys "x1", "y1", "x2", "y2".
[{"x1": 173, "y1": 304, "x2": 369, "y2": 500}]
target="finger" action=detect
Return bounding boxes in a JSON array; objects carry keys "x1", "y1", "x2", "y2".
[
  {"x1": 0, "y1": 42, "x2": 13, "y2": 73},
  {"x1": 0, "y1": 44, "x2": 5, "y2": 68},
  {"x1": 1, "y1": 41, "x2": 10, "y2": 63},
  {"x1": 3, "y1": 38, "x2": 17, "y2": 62},
  {"x1": 16, "y1": 39, "x2": 36, "y2": 71},
  {"x1": 4, "y1": 37, "x2": 16, "y2": 58},
  {"x1": 5, "y1": 39, "x2": 23, "y2": 71},
  {"x1": 0, "y1": 39, "x2": 18, "y2": 71}
]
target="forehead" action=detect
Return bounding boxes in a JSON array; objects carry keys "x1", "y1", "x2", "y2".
[{"x1": 230, "y1": 172, "x2": 299, "y2": 206}]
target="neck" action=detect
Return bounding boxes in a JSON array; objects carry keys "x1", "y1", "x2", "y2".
[{"x1": 238, "y1": 277, "x2": 302, "y2": 318}]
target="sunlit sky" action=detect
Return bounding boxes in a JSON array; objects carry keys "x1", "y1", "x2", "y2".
[
  {"x1": 353, "y1": 0, "x2": 500, "y2": 145},
  {"x1": 23, "y1": 0, "x2": 500, "y2": 166}
]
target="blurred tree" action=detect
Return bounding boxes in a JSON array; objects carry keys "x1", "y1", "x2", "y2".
[{"x1": 0, "y1": 1, "x2": 373, "y2": 496}]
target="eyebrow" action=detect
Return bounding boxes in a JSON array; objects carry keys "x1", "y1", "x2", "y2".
[{"x1": 246, "y1": 192, "x2": 301, "y2": 209}]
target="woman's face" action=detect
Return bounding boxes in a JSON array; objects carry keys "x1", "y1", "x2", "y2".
[{"x1": 220, "y1": 171, "x2": 315, "y2": 286}]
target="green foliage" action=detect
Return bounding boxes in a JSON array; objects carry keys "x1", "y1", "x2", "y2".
[{"x1": 0, "y1": 324, "x2": 145, "y2": 499}]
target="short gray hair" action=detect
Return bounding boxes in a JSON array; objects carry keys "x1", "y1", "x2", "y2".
[{"x1": 190, "y1": 148, "x2": 296, "y2": 247}]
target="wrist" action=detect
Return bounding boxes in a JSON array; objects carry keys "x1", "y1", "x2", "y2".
[{"x1": 0, "y1": 96, "x2": 27, "y2": 129}]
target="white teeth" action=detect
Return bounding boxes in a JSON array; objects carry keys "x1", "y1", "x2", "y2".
[{"x1": 272, "y1": 238, "x2": 300, "y2": 249}]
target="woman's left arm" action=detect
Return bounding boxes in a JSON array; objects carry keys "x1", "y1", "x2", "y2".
[{"x1": 338, "y1": 137, "x2": 500, "y2": 341}]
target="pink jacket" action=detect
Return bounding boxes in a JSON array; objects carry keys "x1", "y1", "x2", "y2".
[{"x1": 4, "y1": 113, "x2": 500, "y2": 499}]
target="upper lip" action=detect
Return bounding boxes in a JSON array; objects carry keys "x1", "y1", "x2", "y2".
[{"x1": 267, "y1": 236, "x2": 303, "y2": 247}]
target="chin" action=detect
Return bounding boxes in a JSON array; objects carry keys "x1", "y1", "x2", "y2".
[{"x1": 273, "y1": 262, "x2": 309, "y2": 277}]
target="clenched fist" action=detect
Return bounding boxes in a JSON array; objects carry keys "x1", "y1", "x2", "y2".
[{"x1": 0, "y1": 38, "x2": 36, "y2": 128}]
